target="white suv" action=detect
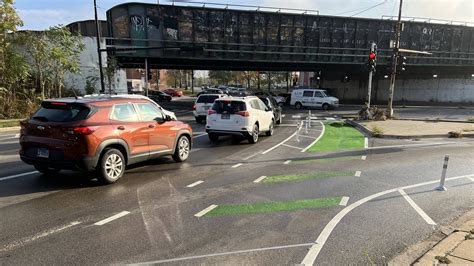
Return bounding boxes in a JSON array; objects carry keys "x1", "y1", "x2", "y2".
[
  {"x1": 206, "y1": 96, "x2": 275, "y2": 144},
  {"x1": 193, "y1": 94, "x2": 226, "y2": 123}
]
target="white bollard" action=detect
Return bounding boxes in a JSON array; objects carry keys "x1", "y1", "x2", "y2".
[
  {"x1": 296, "y1": 121, "x2": 302, "y2": 142},
  {"x1": 435, "y1": 155, "x2": 449, "y2": 191},
  {"x1": 305, "y1": 120, "x2": 308, "y2": 133},
  {"x1": 308, "y1": 110, "x2": 312, "y2": 127}
]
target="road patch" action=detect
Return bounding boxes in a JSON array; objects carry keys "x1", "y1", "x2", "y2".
[
  {"x1": 291, "y1": 156, "x2": 359, "y2": 164},
  {"x1": 262, "y1": 171, "x2": 353, "y2": 183},
  {"x1": 205, "y1": 197, "x2": 342, "y2": 216},
  {"x1": 306, "y1": 122, "x2": 365, "y2": 152}
]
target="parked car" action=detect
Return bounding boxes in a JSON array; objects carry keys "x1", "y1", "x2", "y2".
[
  {"x1": 278, "y1": 93, "x2": 291, "y2": 105},
  {"x1": 197, "y1": 88, "x2": 224, "y2": 97},
  {"x1": 290, "y1": 88, "x2": 339, "y2": 110},
  {"x1": 19, "y1": 95, "x2": 192, "y2": 184},
  {"x1": 253, "y1": 91, "x2": 285, "y2": 106},
  {"x1": 163, "y1": 88, "x2": 183, "y2": 97},
  {"x1": 206, "y1": 96, "x2": 275, "y2": 144},
  {"x1": 257, "y1": 95, "x2": 283, "y2": 124},
  {"x1": 193, "y1": 94, "x2": 226, "y2": 123},
  {"x1": 148, "y1": 90, "x2": 172, "y2": 102}
]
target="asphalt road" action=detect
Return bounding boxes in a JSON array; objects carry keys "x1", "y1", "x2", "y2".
[{"x1": 0, "y1": 97, "x2": 473, "y2": 265}]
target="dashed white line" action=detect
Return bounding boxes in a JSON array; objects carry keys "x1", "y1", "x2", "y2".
[
  {"x1": 0, "y1": 171, "x2": 39, "y2": 182},
  {"x1": 186, "y1": 180, "x2": 204, "y2": 188},
  {"x1": 253, "y1": 175, "x2": 267, "y2": 183},
  {"x1": 325, "y1": 117, "x2": 336, "y2": 121},
  {"x1": 354, "y1": 171, "x2": 361, "y2": 177},
  {"x1": 361, "y1": 155, "x2": 367, "y2": 161},
  {"x1": 194, "y1": 204, "x2": 218, "y2": 217},
  {"x1": 94, "y1": 211, "x2": 131, "y2": 226},
  {"x1": 291, "y1": 115, "x2": 302, "y2": 119},
  {"x1": 0, "y1": 221, "x2": 81, "y2": 253},
  {"x1": 193, "y1": 133, "x2": 208, "y2": 139},
  {"x1": 283, "y1": 160, "x2": 291, "y2": 165},
  {"x1": 301, "y1": 121, "x2": 325, "y2": 153},
  {"x1": 364, "y1": 137, "x2": 368, "y2": 148},
  {"x1": 339, "y1": 196, "x2": 350, "y2": 206},
  {"x1": 14, "y1": 133, "x2": 20, "y2": 138},
  {"x1": 398, "y1": 189, "x2": 436, "y2": 225},
  {"x1": 231, "y1": 163, "x2": 243, "y2": 168},
  {"x1": 281, "y1": 143, "x2": 303, "y2": 150},
  {"x1": 281, "y1": 114, "x2": 286, "y2": 118},
  {"x1": 243, "y1": 150, "x2": 264, "y2": 160},
  {"x1": 301, "y1": 174, "x2": 474, "y2": 265},
  {"x1": 261, "y1": 131, "x2": 298, "y2": 155}
]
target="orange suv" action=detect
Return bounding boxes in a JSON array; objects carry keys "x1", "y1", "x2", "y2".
[{"x1": 20, "y1": 95, "x2": 192, "y2": 184}]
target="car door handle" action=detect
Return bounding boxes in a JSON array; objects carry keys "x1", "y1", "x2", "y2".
[
  {"x1": 148, "y1": 124, "x2": 156, "y2": 128},
  {"x1": 117, "y1": 126, "x2": 125, "y2": 130}
]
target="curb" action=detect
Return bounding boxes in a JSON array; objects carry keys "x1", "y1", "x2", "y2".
[
  {"x1": 347, "y1": 120, "x2": 474, "y2": 139},
  {"x1": 395, "y1": 118, "x2": 474, "y2": 124},
  {"x1": 0, "y1": 126, "x2": 21, "y2": 132}
]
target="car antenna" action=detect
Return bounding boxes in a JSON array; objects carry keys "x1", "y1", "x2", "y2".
[{"x1": 71, "y1": 88, "x2": 79, "y2": 100}]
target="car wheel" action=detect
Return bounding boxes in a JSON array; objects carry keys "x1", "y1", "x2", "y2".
[
  {"x1": 248, "y1": 123, "x2": 259, "y2": 144},
  {"x1": 34, "y1": 165, "x2": 60, "y2": 176},
  {"x1": 295, "y1": 102, "x2": 302, "y2": 110},
  {"x1": 322, "y1": 103, "x2": 329, "y2": 110},
  {"x1": 277, "y1": 113, "x2": 282, "y2": 124},
  {"x1": 98, "y1": 148, "x2": 125, "y2": 184},
  {"x1": 266, "y1": 121, "x2": 274, "y2": 136},
  {"x1": 208, "y1": 133, "x2": 219, "y2": 142},
  {"x1": 173, "y1": 135, "x2": 190, "y2": 162}
]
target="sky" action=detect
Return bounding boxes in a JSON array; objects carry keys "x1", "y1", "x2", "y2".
[{"x1": 14, "y1": 0, "x2": 474, "y2": 30}]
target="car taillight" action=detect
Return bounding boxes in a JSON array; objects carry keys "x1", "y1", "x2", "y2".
[
  {"x1": 237, "y1": 111, "x2": 249, "y2": 117},
  {"x1": 193, "y1": 103, "x2": 196, "y2": 110},
  {"x1": 71, "y1": 126, "x2": 98, "y2": 135},
  {"x1": 208, "y1": 109, "x2": 216, "y2": 115}
]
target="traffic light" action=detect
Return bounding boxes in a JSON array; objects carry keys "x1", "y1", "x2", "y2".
[
  {"x1": 368, "y1": 44, "x2": 377, "y2": 73},
  {"x1": 398, "y1": 55, "x2": 407, "y2": 73}
]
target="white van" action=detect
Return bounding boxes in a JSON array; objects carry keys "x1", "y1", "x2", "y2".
[{"x1": 290, "y1": 89, "x2": 339, "y2": 110}]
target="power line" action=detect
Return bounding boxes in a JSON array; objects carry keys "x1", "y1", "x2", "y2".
[
  {"x1": 349, "y1": 1, "x2": 388, "y2": 17},
  {"x1": 332, "y1": 4, "x2": 380, "y2": 16}
]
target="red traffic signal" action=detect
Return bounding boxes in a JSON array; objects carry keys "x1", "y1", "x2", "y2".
[{"x1": 369, "y1": 52, "x2": 376, "y2": 60}]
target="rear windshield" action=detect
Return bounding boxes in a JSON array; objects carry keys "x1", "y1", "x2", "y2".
[
  {"x1": 197, "y1": 95, "x2": 220, "y2": 103},
  {"x1": 212, "y1": 100, "x2": 247, "y2": 114},
  {"x1": 32, "y1": 102, "x2": 91, "y2": 122}
]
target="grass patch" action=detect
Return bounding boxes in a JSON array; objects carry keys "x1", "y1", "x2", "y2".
[
  {"x1": 307, "y1": 122, "x2": 365, "y2": 152},
  {"x1": 291, "y1": 156, "x2": 359, "y2": 165},
  {"x1": 371, "y1": 126, "x2": 384, "y2": 137},
  {"x1": 263, "y1": 171, "x2": 353, "y2": 183},
  {"x1": 0, "y1": 119, "x2": 21, "y2": 128},
  {"x1": 206, "y1": 197, "x2": 342, "y2": 216}
]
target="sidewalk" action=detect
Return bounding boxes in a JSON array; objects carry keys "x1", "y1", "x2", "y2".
[
  {"x1": 391, "y1": 209, "x2": 474, "y2": 265},
  {"x1": 350, "y1": 120, "x2": 474, "y2": 139}
]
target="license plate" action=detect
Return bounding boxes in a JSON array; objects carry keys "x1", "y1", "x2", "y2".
[
  {"x1": 37, "y1": 148, "x2": 49, "y2": 158},
  {"x1": 221, "y1": 114, "x2": 230, "y2": 119}
]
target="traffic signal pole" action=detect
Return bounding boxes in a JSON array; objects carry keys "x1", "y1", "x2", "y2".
[
  {"x1": 93, "y1": 0, "x2": 106, "y2": 94},
  {"x1": 366, "y1": 43, "x2": 376, "y2": 108},
  {"x1": 387, "y1": 0, "x2": 403, "y2": 117}
]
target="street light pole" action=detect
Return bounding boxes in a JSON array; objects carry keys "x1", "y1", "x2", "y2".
[
  {"x1": 387, "y1": 0, "x2": 403, "y2": 117},
  {"x1": 94, "y1": 0, "x2": 106, "y2": 93}
]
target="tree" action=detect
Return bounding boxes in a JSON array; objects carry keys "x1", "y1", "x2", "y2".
[
  {"x1": 208, "y1": 70, "x2": 233, "y2": 85},
  {"x1": 104, "y1": 56, "x2": 119, "y2": 94},
  {"x1": 0, "y1": 0, "x2": 23, "y2": 87}
]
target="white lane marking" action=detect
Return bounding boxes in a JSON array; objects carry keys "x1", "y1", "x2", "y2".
[
  {"x1": 281, "y1": 143, "x2": 303, "y2": 150},
  {"x1": 194, "y1": 204, "x2": 218, "y2": 217},
  {"x1": 367, "y1": 142, "x2": 452, "y2": 150},
  {"x1": 0, "y1": 221, "x2": 81, "y2": 253},
  {"x1": 281, "y1": 114, "x2": 286, "y2": 118},
  {"x1": 364, "y1": 137, "x2": 368, "y2": 148},
  {"x1": 292, "y1": 115, "x2": 302, "y2": 119},
  {"x1": 301, "y1": 121, "x2": 325, "y2": 153},
  {"x1": 135, "y1": 242, "x2": 315, "y2": 265},
  {"x1": 253, "y1": 175, "x2": 267, "y2": 183},
  {"x1": 193, "y1": 131, "x2": 207, "y2": 135},
  {"x1": 243, "y1": 151, "x2": 263, "y2": 160},
  {"x1": 193, "y1": 133, "x2": 208, "y2": 139},
  {"x1": 468, "y1": 177, "x2": 474, "y2": 182},
  {"x1": 0, "y1": 171, "x2": 39, "y2": 182},
  {"x1": 339, "y1": 196, "x2": 350, "y2": 206},
  {"x1": 190, "y1": 148, "x2": 202, "y2": 153},
  {"x1": 186, "y1": 180, "x2": 204, "y2": 188},
  {"x1": 325, "y1": 117, "x2": 336, "y2": 121},
  {"x1": 94, "y1": 211, "x2": 131, "y2": 226},
  {"x1": 398, "y1": 189, "x2": 437, "y2": 225},
  {"x1": 298, "y1": 134, "x2": 321, "y2": 140},
  {"x1": 361, "y1": 155, "x2": 367, "y2": 161},
  {"x1": 261, "y1": 131, "x2": 298, "y2": 155},
  {"x1": 354, "y1": 171, "x2": 361, "y2": 177},
  {"x1": 300, "y1": 173, "x2": 474, "y2": 265},
  {"x1": 231, "y1": 163, "x2": 243, "y2": 168},
  {"x1": 277, "y1": 124, "x2": 299, "y2": 127},
  {"x1": 283, "y1": 160, "x2": 291, "y2": 165},
  {"x1": 14, "y1": 133, "x2": 20, "y2": 138}
]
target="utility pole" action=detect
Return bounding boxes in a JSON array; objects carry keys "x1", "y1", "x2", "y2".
[
  {"x1": 94, "y1": 0, "x2": 106, "y2": 93},
  {"x1": 387, "y1": 0, "x2": 403, "y2": 117},
  {"x1": 367, "y1": 42, "x2": 377, "y2": 108},
  {"x1": 144, "y1": 58, "x2": 149, "y2": 96}
]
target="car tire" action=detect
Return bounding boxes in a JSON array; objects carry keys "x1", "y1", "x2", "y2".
[
  {"x1": 266, "y1": 121, "x2": 274, "y2": 136},
  {"x1": 97, "y1": 148, "x2": 125, "y2": 184},
  {"x1": 248, "y1": 124, "x2": 259, "y2": 144},
  {"x1": 172, "y1": 135, "x2": 190, "y2": 162},
  {"x1": 208, "y1": 133, "x2": 219, "y2": 142},
  {"x1": 295, "y1": 102, "x2": 302, "y2": 110},
  {"x1": 34, "y1": 165, "x2": 60, "y2": 176},
  {"x1": 322, "y1": 103, "x2": 329, "y2": 110}
]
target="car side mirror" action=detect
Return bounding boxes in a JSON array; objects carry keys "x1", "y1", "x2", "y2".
[{"x1": 165, "y1": 115, "x2": 172, "y2": 121}]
